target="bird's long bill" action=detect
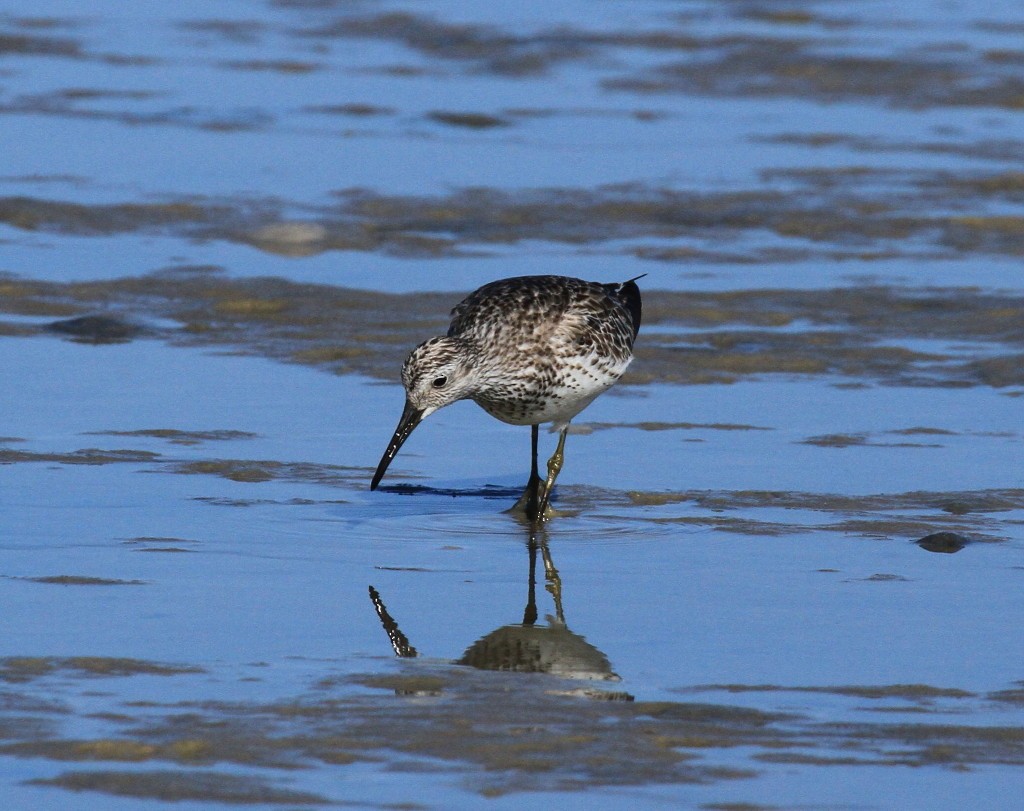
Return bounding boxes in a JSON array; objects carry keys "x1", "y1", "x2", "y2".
[{"x1": 370, "y1": 399, "x2": 425, "y2": 490}]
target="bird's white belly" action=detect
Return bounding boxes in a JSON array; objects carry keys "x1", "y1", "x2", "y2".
[{"x1": 476, "y1": 354, "x2": 631, "y2": 428}]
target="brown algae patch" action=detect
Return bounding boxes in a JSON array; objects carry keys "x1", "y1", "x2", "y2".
[
  {"x1": 305, "y1": 12, "x2": 596, "y2": 77},
  {"x1": 300, "y1": 10, "x2": 1021, "y2": 119},
  {"x1": 6, "y1": 274, "x2": 1024, "y2": 389},
  {"x1": 427, "y1": 110, "x2": 509, "y2": 129},
  {"x1": 619, "y1": 487, "x2": 1022, "y2": 540},
  {"x1": 171, "y1": 458, "x2": 366, "y2": 487},
  {"x1": 26, "y1": 770, "x2": 328, "y2": 805},
  {"x1": 889, "y1": 426, "x2": 959, "y2": 436},
  {"x1": 989, "y1": 685, "x2": 1024, "y2": 706},
  {"x1": 857, "y1": 573, "x2": 911, "y2": 582},
  {"x1": 0, "y1": 442, "x2": 365, "y2": 490},
  {"x1": 604, "y1": 36, "x2": 1024, "y2": 111},
  {"x1": 123, "y1": 536, "x2": 201, "y2": 550},
  {"x1": 219, "y1": 59, "x2": 321, "y2": 74},
  {"x1": 576, "y1": 421, "x2": 773, "y2": 434},
  {"x1": 0, "y1": 657, "x2": 203, "y2": 683},
  {"x1": 686, "y1": 683, "x2": 975, "y2": 703},
  {"x1": 120, "y1": 671, "x2": 771, "y2": 791},
  {"x1": 0, "y1": 29, "x2": 82, "y2": 59},
  {"x1": 174, "y1": 460, "x2": 274, "y2": 483},
  {"x1": 770, "y1": 722, "x2": 1024, "y2": 769},
  {"x1": 20, "y1": 575, "x2": 146, "y2": 586},
  {"x1": 0, "y1": 448, "x2": 161, "y2": 466},
  {"x1": 8, "y1": 665, "x2": 1024, "y2": 801},
  {"x1": 303, "y1": 102, "x2": 395, "y2": 117},
  {"x1": 355, "y1": 674, "x2": 448, "y2": 695},
  {"x1": 647, "y1": 515, "x2": 806, "y2": 537},
  {"x1": 4, "y1": 168, "x2": 1024, "y2": 261},
  {"x1": 799, "y1": 432, "x2": 944, "y2": 449},
  {"x1": 86, "y1": 428, "x2": 259, "y2": 445},
  {"x1": 624, "y1": 488, "x2": 1024, "y2": 515}
]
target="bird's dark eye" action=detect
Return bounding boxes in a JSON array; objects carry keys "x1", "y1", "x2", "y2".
[{"x1": 432, "y1": 376, "x2": 448, "y2": 388}]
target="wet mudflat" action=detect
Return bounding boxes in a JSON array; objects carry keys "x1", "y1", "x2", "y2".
[{"x1": 2, "y1": 1, "x2": 1024, "y2": 809}]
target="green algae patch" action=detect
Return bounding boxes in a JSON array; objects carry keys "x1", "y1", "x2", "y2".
[
  {"x1": 213, "y1": 297, "x2": 291, "y2": 316},
  {"x1": 13, "y1": 739, "x2": 158, "y2": 761},
  {"x1": 949, "y1": 215, "x2": 1024, "y2": 234},
  {"x1": 2, "y1": 736, "x2": 217, "y2": 764},
  {"x1": 0, "y1": 197, "x2": 211, "y2": 235}
]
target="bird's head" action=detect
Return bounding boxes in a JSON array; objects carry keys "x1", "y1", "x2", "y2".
[
  {"x1": 400, "y1": 336, "x2": 477, "y2": 415},
  {"x1": 371, "y1": 336, "x2": 476, "y2": 490}
]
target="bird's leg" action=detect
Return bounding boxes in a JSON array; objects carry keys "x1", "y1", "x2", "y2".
[
  {"x1": 539, "y1": 538, "x2": 563, "y2": 622},
  {"x1": 511, "y1": 424, "x2": 543, "y2": 519},
  {"x1": 522, "y1": 534, "x2": 539, "y2": 626},
  {"x1": 535, "y1": 424, "x2": 569, "y2": 520}
]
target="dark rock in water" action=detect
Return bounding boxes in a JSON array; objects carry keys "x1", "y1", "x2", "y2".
[
  {"x1": 916, "y1": 531, "x2": 971, "y2": 554},
  {"x1": 45, "y1": 315, "x2": 142, "y2": 343}
]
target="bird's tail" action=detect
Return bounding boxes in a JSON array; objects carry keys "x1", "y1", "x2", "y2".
[{"x1": 612, "y1": 274, "x2": 644, "y2": 339}]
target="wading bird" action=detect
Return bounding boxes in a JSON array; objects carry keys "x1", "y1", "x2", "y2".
[{"x1": 370, "y1": 275, "x2": 643, "y2": 521}]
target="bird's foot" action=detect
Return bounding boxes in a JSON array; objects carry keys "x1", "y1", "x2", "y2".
[
  {"x1": 509, "y1": 489, "x2": 555, "y2": 522},
  {"x1": 508, "y1": 474, "x2": 557, "y2": 522}
]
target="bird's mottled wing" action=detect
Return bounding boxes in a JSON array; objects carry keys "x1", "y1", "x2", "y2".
[{"x1": 448, "y1": 275, "x2": 637, "y2": 358}]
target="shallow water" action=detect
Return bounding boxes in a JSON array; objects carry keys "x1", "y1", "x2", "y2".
[{"x1": 2, "y1": 1, "x2": 1024, "y2": 809}]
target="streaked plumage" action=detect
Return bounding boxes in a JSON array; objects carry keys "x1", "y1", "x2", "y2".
[{"x1": 371, "y1": 274, "x2": 643, "y2": 520}]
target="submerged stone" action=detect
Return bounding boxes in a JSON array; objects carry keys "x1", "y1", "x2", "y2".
[
  {"x1": 916, "y1": 531, "x2": 972, "y2": 553},
  {"x1": 45, "y1": 315, "x2": 143, "y2": 343}
]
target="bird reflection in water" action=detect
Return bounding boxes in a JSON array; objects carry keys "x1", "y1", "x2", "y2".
[{"x1": 369, "y1": 527, "x2": 629, "y2": 691}]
